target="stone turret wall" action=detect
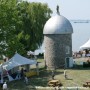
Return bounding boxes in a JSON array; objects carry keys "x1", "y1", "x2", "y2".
[{"x1": 44, "y1": 34, "x2": 72, "y2": 69}]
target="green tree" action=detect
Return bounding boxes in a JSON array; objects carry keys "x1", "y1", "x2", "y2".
[
  {"x1": 0, "y1": 0, "x2": 25, "y2": 57},
  {"x1": 0, "y1": 0, "x2": 52, "y2": 57}
]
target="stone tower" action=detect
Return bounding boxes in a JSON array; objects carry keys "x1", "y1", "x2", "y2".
[{"x1": 43, "y1": 6, "x2": 73, "y2": 70}]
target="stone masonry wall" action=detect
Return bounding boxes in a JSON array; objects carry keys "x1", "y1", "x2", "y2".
[{"x1": 44, "y1": 34, "x2": 72, "y2": 69}]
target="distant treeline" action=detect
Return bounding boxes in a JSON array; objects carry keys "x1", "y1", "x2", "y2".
[{"x1": 37, "y1": 53, "x2": 44, "y2": 58}]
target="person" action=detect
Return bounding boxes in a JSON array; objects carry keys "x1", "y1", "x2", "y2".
[
  {"x1": 0, "y1": 72, "x2": 4, "y2": 88},
  {"x1": 64, "y1": 69, "x2": 67, "y2": 79},
  {"x1": 24, "y1": 75, "x2": 28, "y2": 85},
  {"x1": 52, "y1": 70, "x2": 55, "y2": 80},
  {"x1": 73, "y1": 61, "x2": 76, "y2": 68},
  {"x1": 21, "y1": 68, "x2": 24, "y2": 79},
  {"x1": 3, "y1": 82, "x2": 7, "y2": 90},
  {"x1": 17, "y1": 70, "x2": 21, "y2": 79}
]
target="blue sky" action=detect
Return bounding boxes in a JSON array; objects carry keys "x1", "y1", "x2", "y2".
[
  {"x1": 24, "y1": 0, "x2": 90, "y2": 52},
  {"x1": 26, "y1": 0, "x2": 90, "y2": 19}
]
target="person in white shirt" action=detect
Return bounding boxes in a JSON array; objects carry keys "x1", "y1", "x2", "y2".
[
  {"x1": 51, "y1": 71, "x2": 55, "y2": 80},
  {"x1": 24, "y1": 76, "x2": 28, "y2": 84},
  {"x1": 3, "y1": 82, "x2": 7, "y2": 90},
  {"x1": 64, "y1": 69, "x2": 67, "y2": 79}
]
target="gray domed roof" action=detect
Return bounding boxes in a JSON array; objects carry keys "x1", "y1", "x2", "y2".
[{"x1": 43, "y1": 14, "x2": 73, "y2": 34}]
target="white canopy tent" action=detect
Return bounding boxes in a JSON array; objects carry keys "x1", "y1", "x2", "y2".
[
  {"x1": 0, "y1": 53, "x2": 37, "y2": 71},
  {"x1": 80, "y1": 38, "x2": 90, "y2": 50},
  {"x1": 0, "y1": 53, "x2": 38, "y2": 82}
]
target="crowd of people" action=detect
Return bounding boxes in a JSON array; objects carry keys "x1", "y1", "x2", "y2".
[{"x1": 73, "y1": 49, "x2": 90, "y2": 58}]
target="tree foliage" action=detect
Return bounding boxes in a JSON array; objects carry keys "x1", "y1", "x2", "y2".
[{"x1": 0, "y1": 0, "x2": 52, "y2": 57}]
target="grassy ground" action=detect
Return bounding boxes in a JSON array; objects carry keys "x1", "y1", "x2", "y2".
[
  {"x1": 37, "y1": 58, "x2": 44, "y2": 63},
  {"x1": 2, "y1": 67, "x2": 89, "y2": 90},
  {"x1": 0, "y1": 58, "x2": 90, "y2": 90}
]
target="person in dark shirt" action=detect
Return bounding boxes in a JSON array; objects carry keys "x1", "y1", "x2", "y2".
[{"x1": 21, "y1": 68, "x2": 24, "y2": 79}]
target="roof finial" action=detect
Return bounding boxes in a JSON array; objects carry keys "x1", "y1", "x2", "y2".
[{"x1": 56, "y1": 5, "x2": 60, "y2": 15}]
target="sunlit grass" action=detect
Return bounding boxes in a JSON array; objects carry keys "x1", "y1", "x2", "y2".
[
  {"x1": 0, "y1": 58, "x2": 90, "y2": 90},
  {"x1": 5, "y1": 68, "x2": 90, "y2": 90},
  {"x1": 37, "y1": 58, "x2": 44, "y2": 63}
]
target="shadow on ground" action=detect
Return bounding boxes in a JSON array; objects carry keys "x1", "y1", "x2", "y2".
[{"x1": 7, "y1": 70, "x2": 51, "y2": 90}]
